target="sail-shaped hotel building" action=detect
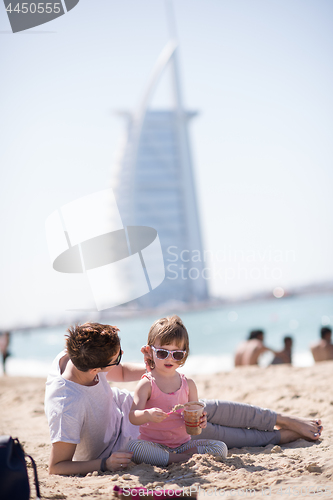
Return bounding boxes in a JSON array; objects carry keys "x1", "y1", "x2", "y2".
[{"x1": 111, "y1": 37, "x2": 209, "y2": 308}]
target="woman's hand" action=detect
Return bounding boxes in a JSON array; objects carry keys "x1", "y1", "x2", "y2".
[
  {"x1": 141, "y1": 345, "x2": 153, "y2": 372},
  {"x1": 199, "y1": 411, "x2": 207, "y2": 429},
  {"x1": 147, "y1": 407, "x2": 168, "y2": 422},
  {"x1": 106, "y1": 451, "x2": 133, "y2": 471}
]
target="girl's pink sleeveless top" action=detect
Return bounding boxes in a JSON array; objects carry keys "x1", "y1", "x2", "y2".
[{"x1": 139, "y1": 372, "x2": 191, "y2": 448}]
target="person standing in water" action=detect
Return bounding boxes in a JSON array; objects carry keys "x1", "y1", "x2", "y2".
[
  {"x1": 235, "y1": 330, "x2": 274, "y2": 366},
  {"x1": 0, "y1": 331, "x2": 11, "y2": 375},
  {"x1": 271, "y1": 336, "x2": 293, "y2": 365},
  {"x1": 310, "y1": 327, "x2": 333, "y2": 362}
]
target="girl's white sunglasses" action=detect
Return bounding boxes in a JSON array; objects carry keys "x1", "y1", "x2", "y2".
[{"x1": 151, "y1": 346, "x2": 186, "y2": 361}]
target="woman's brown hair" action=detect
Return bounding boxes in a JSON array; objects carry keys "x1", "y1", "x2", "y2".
[{"x1": 66, "y1": 322, "x2": 120, "y2": 371}]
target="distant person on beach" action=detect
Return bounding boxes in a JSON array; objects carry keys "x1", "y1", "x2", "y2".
[
  {"x1": 0, "y1": 331, "x2": 11, "y2": 375},
  {"x1": 45, "y1": 321, "x2": 323, "y2": 476},
  {"x1": 271, "y1": 336, "x2": 293, "y2": 365},
  {"x1": 310, "y1": 327, "x2": 333, "y2": 363},
  {"x1": 128, "y1": 316, "x2": 228, "y2": 466},
  {"x1": 234, "y1": 329, "x2": 274, "y2": 366}
]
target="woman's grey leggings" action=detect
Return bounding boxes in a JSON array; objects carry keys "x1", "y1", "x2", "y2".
[{"x1": 199, "y1": 399, "x2": 281, "y2": 448}]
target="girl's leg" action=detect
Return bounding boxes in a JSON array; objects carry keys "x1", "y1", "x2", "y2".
[
  {"x1": 181, "y1": 439, "x2": 228, "y2": 459},
  {"x1": 127, "y1": 440, "x2": 197, "y2": 466},
  {"x1": 127, "y1": 440, "x2": 169, "y2": 467}
]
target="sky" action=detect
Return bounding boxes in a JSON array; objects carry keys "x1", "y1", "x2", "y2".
[{"x1": 0, "y1": 0, "x2": 333, "y2": 328}]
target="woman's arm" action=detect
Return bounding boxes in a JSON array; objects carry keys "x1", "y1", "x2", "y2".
[
  {"x1": 48, "y1": 442, "x2": 133, "y2": 475},
  {"x1": 106, "y1": 362, "x2": 145, "y2": 382},
  {"x1": 129, "y1": 378, "x2": 168, "y2": 425}
]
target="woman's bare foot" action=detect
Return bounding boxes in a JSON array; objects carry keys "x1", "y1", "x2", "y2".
[
  {"x1": 276, "y1": 414, "x2": 322, "y2": 441},
  {"x1": 279, "y1": 429, "x2": 303, "y2": 444}
]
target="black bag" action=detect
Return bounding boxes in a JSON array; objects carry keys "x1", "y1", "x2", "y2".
[{"x1": 0, "y1": 435, "x2": 41, "y2": 500}]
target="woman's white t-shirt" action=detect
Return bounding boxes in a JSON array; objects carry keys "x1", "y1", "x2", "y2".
[{"x1": 44, "y1": 351, "x2": 139, "y2": 461}]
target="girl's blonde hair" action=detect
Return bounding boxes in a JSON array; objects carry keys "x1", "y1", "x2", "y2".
[{"x1": 146, "y1": 315, "x2": 189, "y2": 369}]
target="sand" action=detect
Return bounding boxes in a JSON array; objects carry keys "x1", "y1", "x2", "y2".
[{"x1": 0, "y1": 362, "x2": 332, "y2": 500}]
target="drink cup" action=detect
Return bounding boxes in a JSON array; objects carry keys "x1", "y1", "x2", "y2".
[{"x1": 183, "y1": 401, "x2": 205, "y2": 435}]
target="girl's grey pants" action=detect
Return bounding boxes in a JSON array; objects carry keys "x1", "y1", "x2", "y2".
[{"x1": 199, "y1": 399, "x2": 281, "y2": 448}]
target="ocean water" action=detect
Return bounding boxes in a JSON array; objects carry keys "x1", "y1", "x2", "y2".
[{"x1": 2, "y1": 292, "x2": 332, "y2": 377}]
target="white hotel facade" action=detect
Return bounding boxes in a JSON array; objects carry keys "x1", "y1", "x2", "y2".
[{"x1": 110, "y1": 39, "x2": 209, "y2": 307}]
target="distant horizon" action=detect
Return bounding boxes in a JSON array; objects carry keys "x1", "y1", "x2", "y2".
[{"x1": 3, "y1": 280, "x2": 332, "y2": 332}]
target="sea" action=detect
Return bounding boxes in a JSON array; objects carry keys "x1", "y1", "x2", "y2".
[{"x1": 2, "y1": 292, "x2": 332, "y2": 378}]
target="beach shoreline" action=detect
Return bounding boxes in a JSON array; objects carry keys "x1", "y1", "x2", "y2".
[
  {"x1": 0, "y1": 362, "x2": 332, "y2": 499},
  {"x1": 0, "y1": 349, "x2": 316, "y2": 379}
]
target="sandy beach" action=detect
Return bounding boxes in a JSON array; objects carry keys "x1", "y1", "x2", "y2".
[{"x1": 1, "y1": 362, "x2": 332, "y2": 500}]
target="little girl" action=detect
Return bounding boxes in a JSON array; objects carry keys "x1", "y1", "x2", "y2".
[{"x1": 128, "y1": 315, "x2": 228, "y2": 466}]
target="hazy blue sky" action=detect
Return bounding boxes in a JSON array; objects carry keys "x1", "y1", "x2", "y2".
[{"x1": 1, "y1": 0, "x2": 332, "y2": 327}]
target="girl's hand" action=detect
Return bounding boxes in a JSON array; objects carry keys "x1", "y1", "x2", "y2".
[
  {"x1": 199, "y1": 411, "x2": 207, "y2": 429},
  {"x1": 106, "y1": 451, "x2": 133, "y2": 471},
  {"x1": 147, "y1": 407, "x2": 168, "y2": 422}
]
